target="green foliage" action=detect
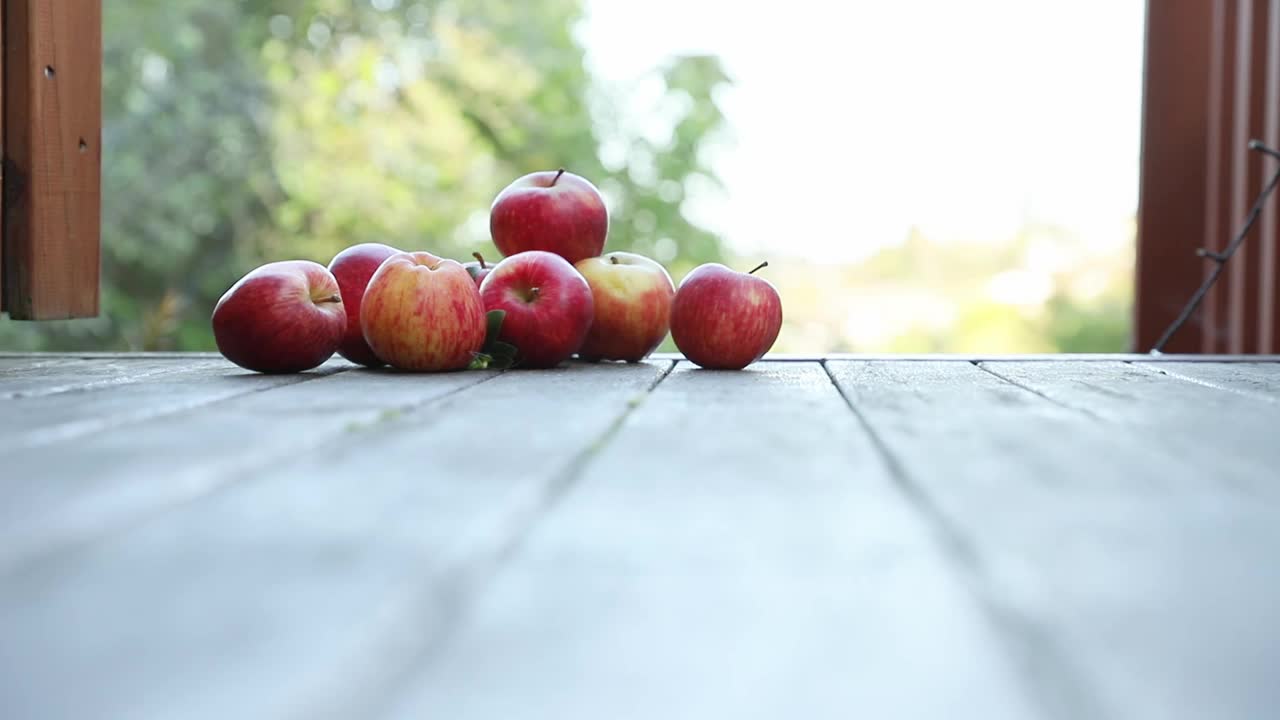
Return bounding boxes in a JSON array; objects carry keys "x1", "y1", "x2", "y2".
[
  {"x1": 768, "y1": 223, "x2": 1133, "y2": 354},
  {"x1": 470, "y1": 309, "x2": 516, "y2": 369},
  {"x1": 0, "y1": 0, "x2": 729, "y2": 351},
  {"x1": 1044, "y1": 292, "x2": 1132, "y2": 352}
]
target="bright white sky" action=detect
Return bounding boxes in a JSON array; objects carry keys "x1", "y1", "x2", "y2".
[{"x1": 581, "y1": 0, "x2": 1146, "y2": 263}]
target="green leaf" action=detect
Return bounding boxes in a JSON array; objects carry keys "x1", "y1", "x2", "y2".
[
  {"x1": 490, "y1": 341, "x2": 517, "y2": 362},
  {"x1": 484, "y1": 309, "x2": 506, "y2": 348},
  {"x1": 477, "y1": 309, "x2": 519, "y2": 368},
  {"x1": 486, "y1": 354, "x2": 516, "y2": 370}
]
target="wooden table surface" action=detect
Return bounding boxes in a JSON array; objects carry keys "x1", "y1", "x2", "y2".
[{"x1": 1, "y1": 353, "x2": 1279, "y2": 720}]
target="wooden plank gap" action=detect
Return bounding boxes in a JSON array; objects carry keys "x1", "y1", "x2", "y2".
[
  {"x1": 0, "y1": 364, "x2": 354, "y2": 452},
  {"x1": 0, "y1": 362, "x2": 677, "y2": 719},
  {"x1": 0, "y1": 358, "x2": 225, "y2": 400},
  {"x1": 823, "y1": 361, "x2": 1107, "y2": 718},
  {"x1": 0, "y1": 361, "x2": 499, "y2": 573},
  {"x1": 463, "y1": 358, "x2": 679, "y2": 569},
  {"x1": 975, "y1": 362, "x2": 1109, "y2": 422}
]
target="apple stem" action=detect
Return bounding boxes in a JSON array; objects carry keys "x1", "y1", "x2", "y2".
[
  {"x1": 551, "y1": 168, "x2": 566, "y2": 186},
  {"x1": 748, "y1": 261, "x2": 769, "y2": 275},
  {"x1": 472, "y1": 252, "x2": 487, "y2": 269},
  {"x1": 319, "y1": 294, "x2": 342, "y2": 304},
  {"x1": 609, "y1": 255, "x2": 619, "y2": 265}
]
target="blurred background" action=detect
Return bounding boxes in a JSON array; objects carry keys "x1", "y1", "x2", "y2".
[{"x1": 0, "y1": 0, "x2": 1143, "y2": 353}]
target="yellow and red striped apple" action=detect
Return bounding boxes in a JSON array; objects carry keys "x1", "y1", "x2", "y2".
[
  {"x1": 360, "y1": 251, "x2": 487, "y2": 371},
  {"x1": 574, "y1": 252, "x2": 675, "y2": 362}
]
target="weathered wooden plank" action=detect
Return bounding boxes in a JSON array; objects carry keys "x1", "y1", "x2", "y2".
[
  {"x1": 0, "y1": 361, "x2": 492, "y2": 572},
  {"x1": 0, "y1": 355, "x2": 85, "y2": 374},
  {"x1": 827, "y1": 360, "x2": 1280, "y2": 720},
  {"x1": 982, "y1": 361, "x2": 1280, "y2": 483},
  {"x1": 386, "y1": 363, "x2": 1041, "y2": 720},
  {"x1": 0, "y1": 362, "x2": 671, "y2": 720},
  {"x1": 0, "y1": 356, "x2": 222, "y2": 398},
  {"x1": 0, "y1": 359, "x2": 348, "y2": 450},
  {"x1": 1131, "y1": 360, "x2": 1280, "y2": 401},
  {"x1": 2, "y1": 0, "x2": 102, "y2": 319}
]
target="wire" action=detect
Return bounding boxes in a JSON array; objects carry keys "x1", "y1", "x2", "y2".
[{"x1": 1150, "y1": 140, "x2": 1280, "y2": 354}]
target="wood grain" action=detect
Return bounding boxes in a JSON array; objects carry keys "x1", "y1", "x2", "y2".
[
  {"x1": 981, "y1": 360, "x2": 1280, "y2": 485},
  {"x1": 828, "y1": 360, "x2": 1280, "y2": 720},
  {"x1": 2, "y1": 0, "x2": 102, "y2": 319},
  {"x1": 1132, "y1": 359, "x2": 1280, "y2": 401},
  {"x1": 0, "y1": 359, "x2": 345, "y2": 451},
  {"x1": 0, "y1": 356, "x2": 220, "y2": 398},
  {"x1": 0, "y1": 362, "x2": 671, "y2": 720},
  {"x1": 386, "y1": 362, "x2": 1040, "y2": 720},
  {"x1": 1, "y1": 357, "x2": 1278, "y2": 720},
  {"x1": 0, "y1": 359, "x2": 498, "y2": 572}
]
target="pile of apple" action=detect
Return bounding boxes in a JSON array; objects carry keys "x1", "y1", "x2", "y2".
[{"x1": 211, "y1": 169, "x2": 782, "y2": 374}]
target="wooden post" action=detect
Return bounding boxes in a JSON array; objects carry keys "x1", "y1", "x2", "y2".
[
  {"x1": 1, "y1": 0, "x2": 6, "y2": 313},
  {"x1": 1, "y1": 0, "x2": 102, "y2": 320},
  {"x1": 1137, "y1": 0, "x2": 1280, "y2": 353},
  {"x1": 1135, "y1": 0, "x2": 1215, "y2": 352}
]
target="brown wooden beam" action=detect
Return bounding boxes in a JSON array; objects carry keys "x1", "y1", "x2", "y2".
[
  {"x1": 1259, "y1": 0, "x2": 1280, "y2": 351},
  {"x1": 1, "y1": 0, "x2": 6, "y2": 313},
  {"x1": 1135, "y1": 0, "x2": 1215, "y2": 352},
  {"x1": 1225, "y1": 0, "x2": 1271, "y2": 353},
  {"x1": 2, "y1": 0, "x2": 101, "y2": 320},
  {"x1": 1137, "y1": 0, "x2": 1280, "y2": 353},
  {"x1": 1202, "y1": 0, "x2": 1237, "y2": 353}
]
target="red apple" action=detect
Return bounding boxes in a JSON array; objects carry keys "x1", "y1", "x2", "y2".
[
  {"x1": 670, "y1": 262, "x2": 782, "y2": 370},
  {"x1": 479, "y1": 250, "x2": 594, "y2": 368},
  {"x1": 462, "y1": 252, "x2": 494, "y2": 288},
  {"x1": 327, "y1": 242, "x2": 401, "y2": 367},
  {"x1": 489, "y1": 169, "x2": 608, "y2": 264},
  {"x1": 360, "y1": 251, "x2": 487, "y2": 371},
  {"x1": 574, "y1": 252, "x2": 676, "y2": 362},
  {"x1": 212, "y1": 260, "x2": 346, "y2": 373}
]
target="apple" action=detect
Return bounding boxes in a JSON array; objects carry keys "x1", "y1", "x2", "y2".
[
  {"x1": 360, "y1": 251, "x2": 487, "y2": 371},
  {"x1": 327, "y1": 242, "x2": 401, "y2": 367},
  {"x1": 212, "y1": 260, "x2": 346, "y2": 373},
  {"x1": 574, "y1": 252, "x2": 676, "y2": 362},
  {"x1": 479, "y1": 250, "x2": 594, "y2": 368},
  {"x1": 670, "y1": 262, "x2": 782, "y2": 370},
  {"x1": 489, "y1": 169, "x2": 608, "y2": 264},
  {"x1": 462, "y1": 252, "x2": 494, "y2": 288}
]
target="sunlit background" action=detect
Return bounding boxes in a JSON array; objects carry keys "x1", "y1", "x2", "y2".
[{"x1": 0, "y1": 0, "x2": 1144, "y2": 353}]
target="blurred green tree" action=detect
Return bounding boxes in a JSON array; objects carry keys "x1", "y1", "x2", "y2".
[{"x1": 0, "y1": 0, "x2": 730, "y2": 351}]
